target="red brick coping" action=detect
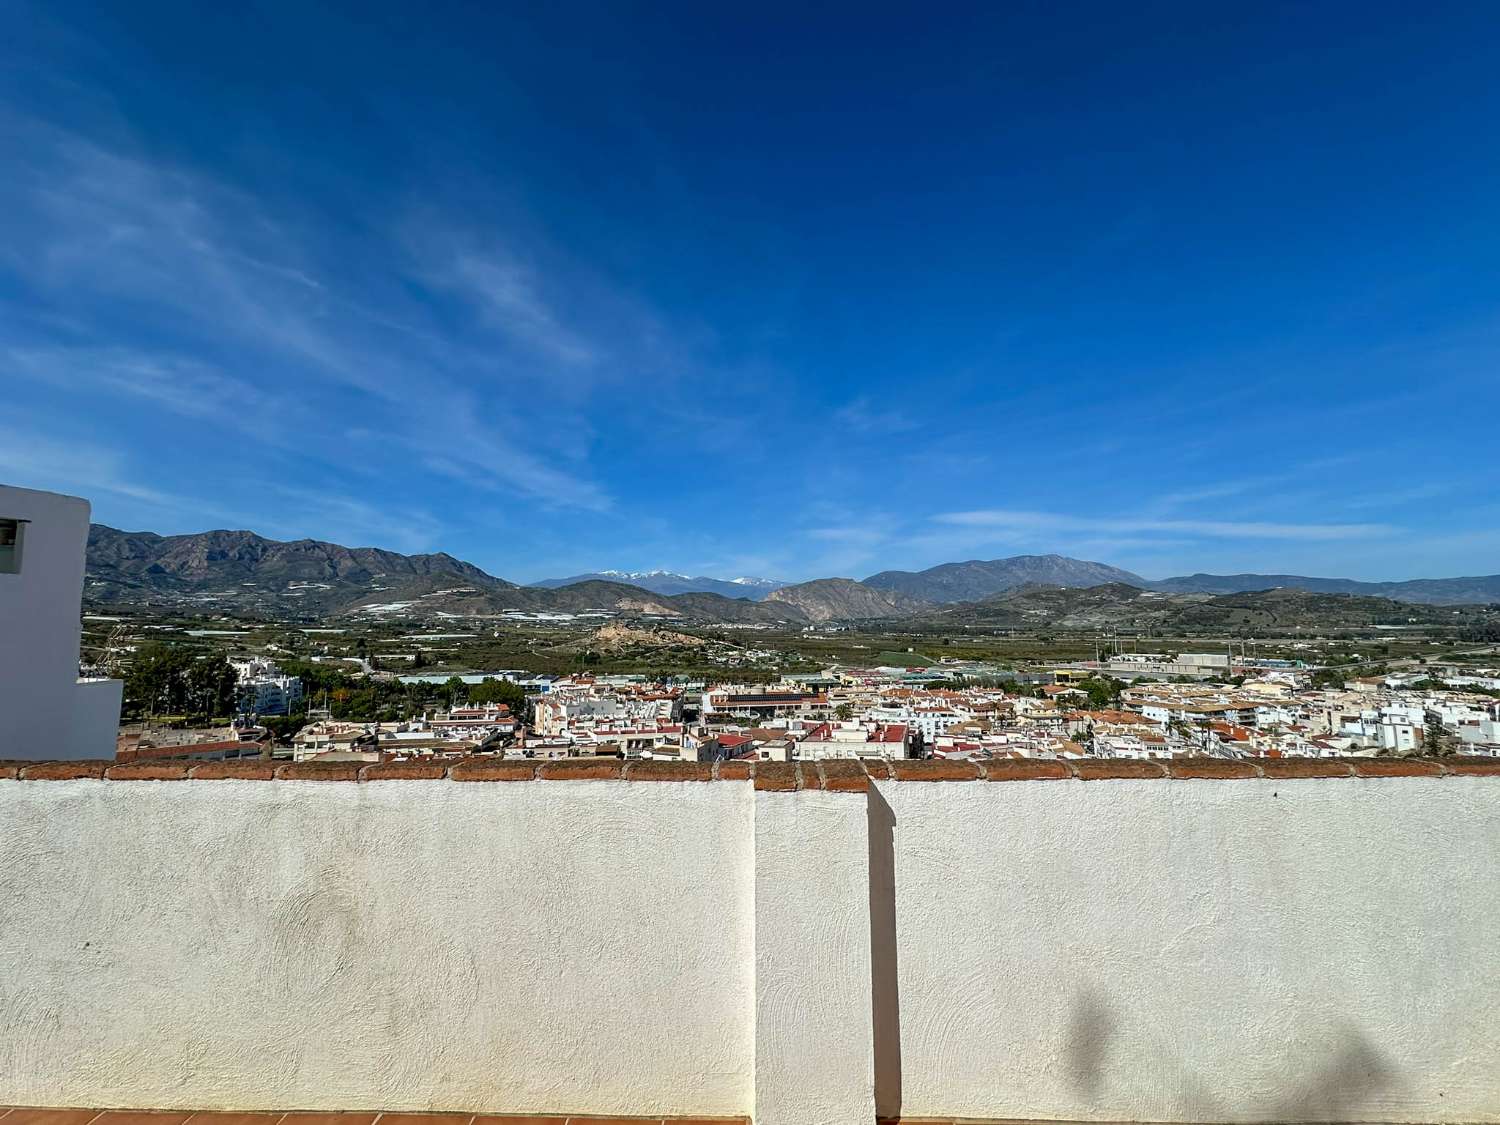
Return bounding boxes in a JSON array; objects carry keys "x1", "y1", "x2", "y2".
[
  {"x1": 3, "y1": 756, "x2": 1497, "y2": 792},
  {"x1": 0, "y1": 1111, "x2": 748, "y2": 1125}
]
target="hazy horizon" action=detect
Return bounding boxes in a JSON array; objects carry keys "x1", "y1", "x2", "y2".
[{"x1": 80, "y1": 516, "x2": 1500, "y2": 588}]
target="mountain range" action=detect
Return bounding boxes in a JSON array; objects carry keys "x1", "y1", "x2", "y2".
[
  {"x1": 84, "y1": 525, "x2": 1500, "y2": 630},
  {"x1": 85, "y1": 526, "x2": 809, "y2": 622},
  {"x1": 532, "y1": 570, "x2": 786, "y2": 599},
  {"x1": 1146, "y1": 572, "x2": 1500, "y2": 605},
  {"x1": 863, "y1": 555, "x2": 1500, "y2": 606},
  {"x1": 919, "y1": 583, "x2": 1482, "y2": 632},
  {"x1": 762, "y1": 578, "x2": 926, "y2": 622},
  {"x1": 864, "y1": 554, "x2": 1147, "y2": 601},
  {"x1": 542, "y1": 555, "x2": 1500, "y2": 609},
  {"x1": 85, "y1": 525, "x2": 514, "y2": 610}
]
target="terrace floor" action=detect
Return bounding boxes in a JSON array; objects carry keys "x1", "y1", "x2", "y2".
[
  {"x1": 0, "y1": 1114, "x2": 751, "y2": 1125},
  {"x1": 0, "y1": 1112, "x2": 1034, "y2": 1125}
]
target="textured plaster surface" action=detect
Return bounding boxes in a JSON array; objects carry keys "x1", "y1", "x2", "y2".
[
  {"x1": 753, "y1": 790, "x2": 873, "y2": 1125},
  {"x1": 0, "y1": 779, "x2": 755, "y2": 1117},
  {"x1": 5, "y1": 774, "x2": 1498, "y2": 1124},
  {"x1": 880, "y1": 777, "x2": 1500, "y2": 1123}
]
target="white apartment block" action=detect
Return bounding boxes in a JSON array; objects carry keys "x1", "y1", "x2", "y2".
[
  {"x1": 239, "y1": 676, "x2": 304, "y2": 716},
  {"x1": 793, "y1": 721, "x2": 911, "y2": 760},
  {"x1": 1105, "y1": 651, "x2": 1232, "y2": 679},
  {"x1": 0, "y1": 485, "x2": 122, "y2": 760},
  {"x1": 534, "y1": 692, "x2": 678, "y2": 738}
]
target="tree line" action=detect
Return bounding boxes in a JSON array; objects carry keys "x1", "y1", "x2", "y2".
[
  {"x1": 123, "y1": 643, "x2": 239, "y2": 721},
  {"x1": 122, "y1": 643, "x2": 530, "y2": 735}
]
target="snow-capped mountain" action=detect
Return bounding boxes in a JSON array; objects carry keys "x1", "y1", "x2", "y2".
[
  {"x1": 731, "y1": 576, "x2": 786, "y2": 591},
  {"x1": 531, "y1": 570, "x2": 788, "y2": 599}
]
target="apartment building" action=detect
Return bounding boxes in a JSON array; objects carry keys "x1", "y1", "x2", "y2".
[{"x1": 0, "y1": 485, "x2": 122, "y2": 760}]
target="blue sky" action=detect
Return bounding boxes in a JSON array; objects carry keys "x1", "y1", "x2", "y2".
[{"x1": 4, "y1": 1, "x2": 1499, "y2": 583}]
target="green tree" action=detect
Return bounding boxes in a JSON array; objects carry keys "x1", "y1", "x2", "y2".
[
  {"x1": 277, "y1": 658, "x2": 348, "y2": 693},
  {"x1": 1424, "y1": 712, "x2": 1455, "y2": 757},
  {"x1": 125, "y1": 642, "x2": 193, "y2": 717},
  {"x1": 469, "y1": 677, "x2": 527, "y2": 715},
  {"x1": 262, "y1": 710, "x2": 308, "y2": 744},
  {"x1": 1078, "y1": 676, "x2": 1124, "y2": 710},
  {"x1": 1310, "y1": 668, "x2": 1346, "y2": 690},
  {"x1": 186, "y1": 654, "x2": 239, "y2": 719}
]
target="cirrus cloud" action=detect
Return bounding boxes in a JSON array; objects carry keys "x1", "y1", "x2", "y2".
[{"x1": 933, "y1": 509, "x2": 1394, "y2": 541}]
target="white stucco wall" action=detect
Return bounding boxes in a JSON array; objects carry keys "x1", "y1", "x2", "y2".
[
  {"x1": 0, "y1": 484, "x2": 122, "y2": 760},
  {"x1": 753, "y1": 790, "x2": 873, "y2": 1125},
  {"x1": 880, "y1": 777, "x2": 1500, "y2": 1123},
  {"x1": 72, "y1": 678, "x2": 126, "y2": 756},
  {"x1": 0, "y1": 779, "x2": 755, "y2": 1117},
  {"x1": 2, "y1": 773, "x2": 1497, "y2": 1123}
]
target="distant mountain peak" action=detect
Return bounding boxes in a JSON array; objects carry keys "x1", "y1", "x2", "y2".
[
  {"x1": 1147, "y1": 571, "x2": 1500, "y2": 605},
  {"x1": 763, "y1": 577, "x2": 926, "y2": 622},
  {"x1": 864, "y1": 555, "x2": 1147, "y2": 603},
  {"x1": 533, "y1": 570, "x2": 789, "y2": 600},
  {"x1": 85, "y1": 523, "x2": 513, "y2": 613}
]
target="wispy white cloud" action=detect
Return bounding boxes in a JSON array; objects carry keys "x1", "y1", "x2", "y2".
[
  {"x1": 834, "y1": 396, "x2": 919, "y2": 435},
  {"x1": 0, "y1": 423, "x2": 215, "y2": 514},
  {"x1": 1344, "y1": 482, "x2": 1460, "y2": 510},
  {"x1": 0, "y1": 414, "x2": 451, "y2": 554},
  {"x1": 253, "y1": 485, "x2": 447, "y2": 554},
  {"x1": 1141, "y1": 458, "x2": 1361, "y2": 517},
  {"x1": 5, "y1": 346, "x2": 268, "y2": 420},
  {"x1": 443, "y1": 251, "x2": 599, "y2": 367},
  {"x1": 933, "y1": 508, "x2": 1396, "y2": 541},
  {"x1": 1, "y1": 115, "x2": 614, "y2": 512},
  {"x1": 5, "y1": 128, "x2": 376, "y2": 390},
  {"x1": 1147, "y1": 478, "x2": 1284, "y2": 512},
  {"x1": 807, "y1": 525, "x2": 889, "y2": 545}
]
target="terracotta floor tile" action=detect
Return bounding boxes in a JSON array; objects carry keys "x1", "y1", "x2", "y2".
[
  {"x1": 278, "y1": 1115, "x2": 377, "y2": 1125},
  {"x1": 471, "y1": 1115, "x2": 568, "y2": 1124},
  {"x1": 1, "y1": 1112, "x2": 103, "y2": 1125},
  {"x1": 374, "y1": 1116, "x2": 471, "y2": 1125},
  {"x1": 91, "y1": 1115, "x2": 193, "y2": 1125},
  {"x1": 184, "y1": 1115, "x2": 284, "y2": 1125}
]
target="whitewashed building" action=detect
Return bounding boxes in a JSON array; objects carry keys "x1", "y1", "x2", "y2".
[
  {"x1": 0, "y1": 485, "x2": 122, "y2": 760},
  {"x1": 231, "y1": 658, "x2": 304, "y2": 716}
]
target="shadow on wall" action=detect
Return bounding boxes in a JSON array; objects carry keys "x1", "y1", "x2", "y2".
[
  {"x1": 868, "y1": 784, "x2": 901, "y2": 1119},
  {"x1": 1273, "y1": 1031, "x2": 1398, "y2": 1123},
  {"x1": 866, "y1": 789, "x2": 1405, "y2": 1123},
  {"x1": 1065, "y1": 986, "x2": 1118, "y2": 1102},
  {"x1": 1064, "y1": 987, "x2": 1400, "y2": 1122}
]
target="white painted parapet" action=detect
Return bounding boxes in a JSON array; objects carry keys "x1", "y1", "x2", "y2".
[
  {"x1": 883, "y1": 771, "x2": 1500, "y2": 1123},
  {"x1": 1, "y1": 756, "x2": 1499, "y2": 1123},
  {"x1": 0, "y1": 770, "x2": 755, "y2": 1118},
  {"x1": 753, "y1": 762, "x2": 874, "y2": 1125}
]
